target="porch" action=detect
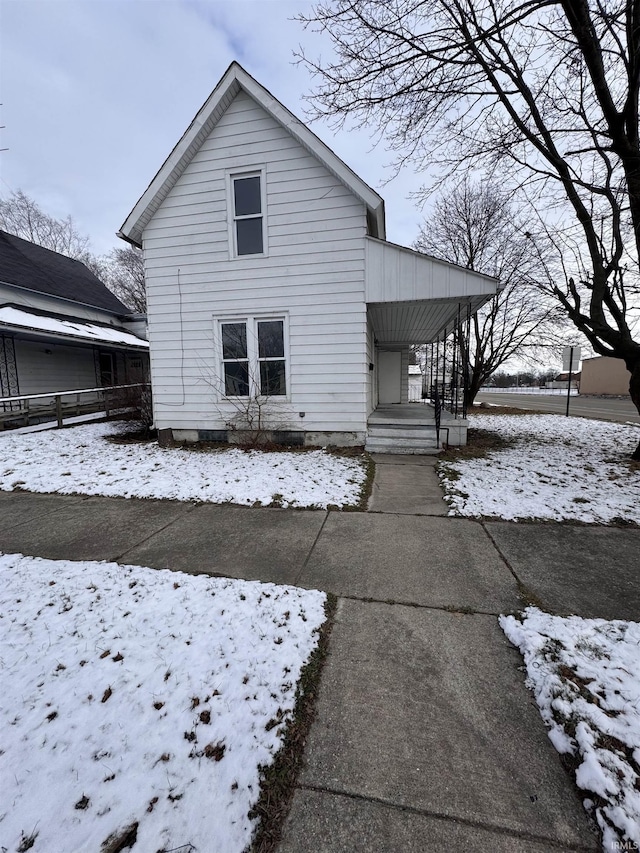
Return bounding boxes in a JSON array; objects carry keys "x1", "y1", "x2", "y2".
[
  {"x1": 364, "y1": 237, "x2": 499, "y2": 453},
  {"x1": 365, "y1": 403, "x2": 467, "y2": 454}
]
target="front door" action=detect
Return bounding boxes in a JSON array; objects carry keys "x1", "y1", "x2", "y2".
[{"x1": 378, "y1": 351, "x2": 401, "y2": 404}]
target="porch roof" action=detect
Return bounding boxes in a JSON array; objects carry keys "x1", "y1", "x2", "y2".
[
  {"x1": 0, "y1": 305, "x2": 149, "y2": 350},
  {"x1": 365, "y1": 237, "x2": 499, "y2": 344}
]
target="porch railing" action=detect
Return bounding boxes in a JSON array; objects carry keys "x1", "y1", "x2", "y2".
[
  {"x1": 0, "y1": 383, "x2": 150, "y2": 431},
  {"x1": 425, "y1": 303, "x2": 472, "y2": 420}
]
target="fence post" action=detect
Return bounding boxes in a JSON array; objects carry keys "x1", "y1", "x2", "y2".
[{"x1": 56, "y1": 395, "x2": 63, "y2": 428}]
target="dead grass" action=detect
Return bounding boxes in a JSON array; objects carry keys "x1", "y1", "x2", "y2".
[
  {"x1": 104, "y1": 428, "x2": 157, "y2": 445},
  {"x1": 440, "y1": 426, "x2": 516, "y2": 462},
  {"x1": 471, "y1": 403, "x2": 532, "y2": 416},
  {"x1": 247, "y1": 594, "x2": 337, "y2": 853}
]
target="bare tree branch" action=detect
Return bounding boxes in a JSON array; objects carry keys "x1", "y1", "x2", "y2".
[{"x1": 298, "y1": 0, "x2": 640, "y2": 456}]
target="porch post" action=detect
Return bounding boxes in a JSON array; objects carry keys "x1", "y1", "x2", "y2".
[
  {"x1": 453, "y1": 312, "x2": 459, "y2": 417},
  {"x1": 442, "y1": 327, "x2": 447, "y2": 411},
  {"x1": 463, "y1": 304, "x2": 471, "y2": 417}
]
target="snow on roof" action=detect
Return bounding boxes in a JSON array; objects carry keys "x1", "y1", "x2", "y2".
[{"x1": 0, "y1": 305, "x2": 149, "y2": 349}]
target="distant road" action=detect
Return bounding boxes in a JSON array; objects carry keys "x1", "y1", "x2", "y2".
[{"x1": 475, "y1": 391, "x2": 639, "y2": 424}]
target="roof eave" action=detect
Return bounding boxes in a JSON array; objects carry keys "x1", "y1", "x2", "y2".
[
  {"x1": 0, "y1": 278, "x2": 132, "y2": 318},
  {"x1": 0, "y1": 322, "x2": 149, "y2": 350}
]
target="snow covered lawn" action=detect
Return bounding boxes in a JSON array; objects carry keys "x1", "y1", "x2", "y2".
[
  {"x1": 0, "y1": 553, "x2": 326, "y2": 853},
  {"x1": 439, "y1": 414, "x2": 640, "y2": 524},
  {"x1": 0, "y1": 420, "x2": 368, "y2": 508},
  {"x1": 501, "y1": 608, "x2": 640, "y2": 852}
]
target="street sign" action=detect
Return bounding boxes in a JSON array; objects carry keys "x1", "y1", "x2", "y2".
[
  {"x1": 562, "y1": 345, "x2": 581, "y2": 416},
  {"x1": 562, "y1": 345, "x2": 581, "y2": 372}
]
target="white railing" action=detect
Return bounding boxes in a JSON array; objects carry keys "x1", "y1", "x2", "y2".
[
  {"x1": 0, "y1": 383, "x2": 149, "y2": 430},
  {"x1": 479, "y1": 386, "x2": 578, "y2": 396}
]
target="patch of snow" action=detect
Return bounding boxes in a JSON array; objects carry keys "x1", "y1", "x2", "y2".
[
  {"x1": 0, "y1": 552, "x2": 326, "y2": 853},
  {"x1": 439, "y1": 414, "x2": 640, "y2": 524},
  {"x1": 501, "y1": 608, "x2": 640, "y2": 852},
  {"x1": 0, "y1": 420, "x2": 368, "y2": 508},
  {"x1": 0, "y1": 305, "x2": 148, "y2": 348}
]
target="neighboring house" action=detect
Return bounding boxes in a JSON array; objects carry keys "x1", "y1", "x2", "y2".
[
  {"x1": 118, "y1": 62, "x2": 499, "y2": 451},
  {"x1": 550, "y1": 371, "x2": 581, "y2": 390},
  {"x1": 408, "y1": 365, "x2": 424, "y2": 402},
  {"x1": 580, "y1": 356, "x2": 630, "y2": 395},
  {"x1": 0, "y1": 230, "x2": 149, "y2": 411}
]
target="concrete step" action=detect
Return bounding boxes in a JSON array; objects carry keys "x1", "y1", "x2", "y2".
[
  {"x1": 367, "y1": 425, "x2": 437, "y2": 439},
  {"x1": 365, "y1": 435, "x2": 440, "y2": 455},
  {"x1": 368, "y1": 416, "x2": 436, "y2": 427}
]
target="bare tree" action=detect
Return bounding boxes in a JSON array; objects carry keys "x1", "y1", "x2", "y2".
[
  {"x1": 0, "y1": 189, "x2": 90, "y2": 257},
  {"x1": 415, "y1": 179, "x2": 561, "y2": 407},
  {"x1": 102, "y1": 247, "x2": 146, "y2": 313},
  {"x1": 298, "y1": 0, "x2": 640, "y2": 457}
]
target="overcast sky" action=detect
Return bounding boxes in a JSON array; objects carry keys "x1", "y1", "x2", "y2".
[{"x1": 0, "y1": 0, "x2": 427, "y2": 256}]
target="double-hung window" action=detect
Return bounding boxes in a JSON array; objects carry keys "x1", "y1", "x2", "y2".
[
  {"x1": 257, "y1": 320, "x2": 286, "y2": 396},
  {"x1": 220, "y1": 317, "x2": 287, "y2": 397},
  {"x1": 221, "y1": 322, "x2": 250, "y2": 396},
  {"x1": 230, "y1": 171, "x2": 265, "y2": 256}
]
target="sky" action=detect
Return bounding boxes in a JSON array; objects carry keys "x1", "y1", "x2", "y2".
[{"x1": 0, "y1": 0, "x2": 425, "y2": 256}]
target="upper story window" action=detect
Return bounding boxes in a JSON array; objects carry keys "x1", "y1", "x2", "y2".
[{"x1": 230, "y1": 170, "x2": 266, "y2": 257}]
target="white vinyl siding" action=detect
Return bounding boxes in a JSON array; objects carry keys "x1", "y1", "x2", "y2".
[
  {"x1": 13, "y1": 340, "x2": 136, "y2": 398},
  {"x1": 14, "y1": 339, "x2": 98, "y2": 395},
  {"x1": 143, "y1": 90, "x2": 368, "y2": 434}
]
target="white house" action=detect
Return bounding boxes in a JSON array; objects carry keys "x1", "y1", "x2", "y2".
[
  {"x1": 119, "y1": 62, "x2": 498, "y2": 452},
  {"x1": 0, "y1": 230, "x2": 148, "y2": 422}
]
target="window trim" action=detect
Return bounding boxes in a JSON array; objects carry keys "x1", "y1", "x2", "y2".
[
  {"x1": 226, "y1": 167, "x2": 268, "y2": 259},
  {"x1": 215, "y1": 313, "x2": 289, "y2": 401}
]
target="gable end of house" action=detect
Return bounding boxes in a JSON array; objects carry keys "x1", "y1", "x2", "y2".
[{"x1": 119, "y1": 62, "x2": 385, "y2": 247}]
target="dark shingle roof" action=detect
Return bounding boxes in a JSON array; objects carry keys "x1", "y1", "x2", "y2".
[{"x1": 0, "y1": 230, "x2": 130, "y2": 314}]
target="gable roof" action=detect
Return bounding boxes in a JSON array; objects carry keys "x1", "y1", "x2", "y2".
[
  {"x1": 118, "y1": 62, "x2": 386, "y2": 247},
  {"x1": 0, "y1": 230, "x2": 130, "y2": 315}
]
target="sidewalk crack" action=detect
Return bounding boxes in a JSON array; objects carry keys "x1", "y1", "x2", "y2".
[
  {"x1": 112, "y1": 502, "x2": 200, "y2": 563},
  {"x1": 296, "y1": 784, "x2": 598, "y2": 851},
  {"x1": 480, "y1": 521, "x2": 549, "y2": 611},
  {"x1": 294, "y1": 510, "x2": 329, "y2": 586}
]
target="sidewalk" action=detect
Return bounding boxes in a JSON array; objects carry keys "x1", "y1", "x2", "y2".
[{"x1": 2, "y1": 457, "x2": 637, "y2": 850}]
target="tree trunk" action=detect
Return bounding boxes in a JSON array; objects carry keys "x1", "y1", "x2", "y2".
[
  {"x1": 629, "y1": 359, "x2": 640, "y2": 460},
  {"x1": 464, "y1": 374, "x2": 483, "y2": 412}
]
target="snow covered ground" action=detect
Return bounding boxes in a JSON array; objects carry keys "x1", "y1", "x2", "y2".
[
  {"x1": 0, "y1": 553, "x2": 326, "y2": 853},
  {"x1": 439, "y1": 414, "x2": 640, "y2": 524},
  {"x1": 0, "y1": 420, "x2": 368, "y2": 508},
  {"x1": 501, "y1": 608, "x2": 640, "y2": 852}
]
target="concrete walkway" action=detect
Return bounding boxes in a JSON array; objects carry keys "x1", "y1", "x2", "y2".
[{"x1": 1, "y1": 458, "x2": 638, "y2": 850}]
